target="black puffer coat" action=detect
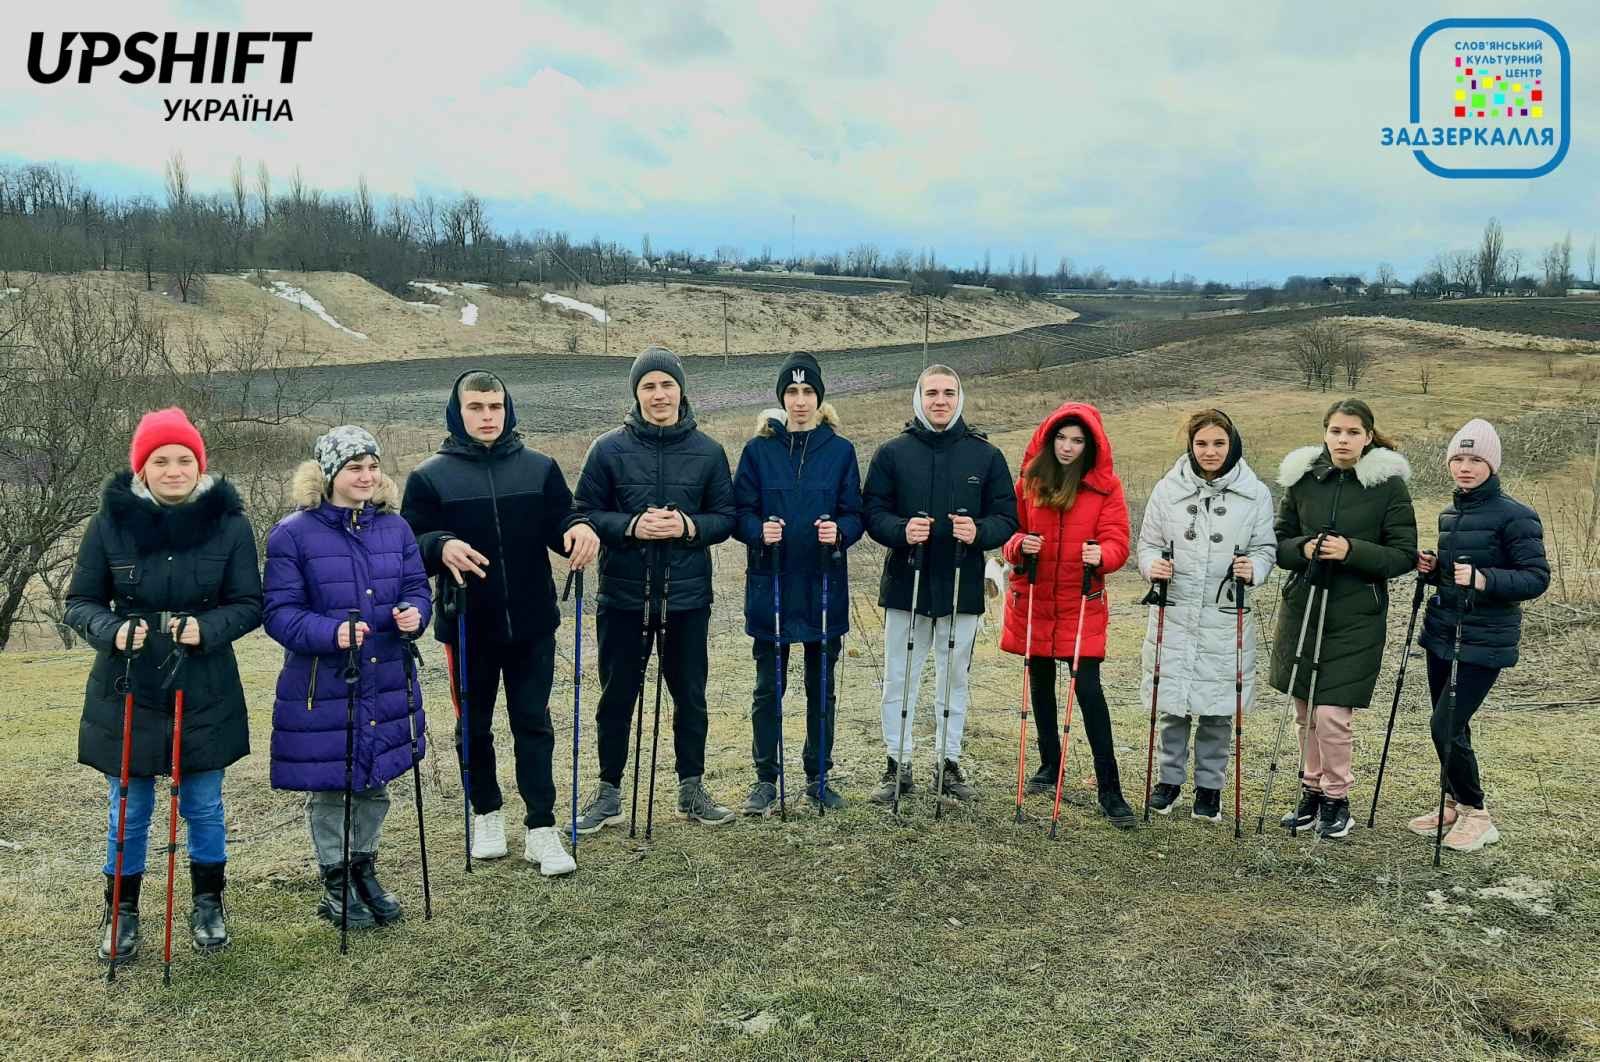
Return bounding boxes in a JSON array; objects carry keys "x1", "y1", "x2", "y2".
[
  {"x1": 1419, "y1": 475, "x2": 1549, "y2": 668},
  {"x1": 574, "y1": 398, "x2": 735, "y2": 613},
  {"x1": 65, "y1": 474, "x2": 263, "y2": 778}
]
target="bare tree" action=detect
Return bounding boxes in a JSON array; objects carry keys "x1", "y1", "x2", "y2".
[
  {"x1": 162, "y1": 151, "x2": 190, "y2": 214},
  {"x1": 1373, "y1": 262, "x2": 1397, "y2": 298},
  {"x1": 1288, "y1": 320, "x2": 1357, "y2": 390},
  {"x1": 1588, "y1": 235, "x2": 1597, "y2": 284},
  {"x1": 1476, "y1": 217, "x2": 1505, "y2": 296},
  {"x1": 255, "y1": 160, "x2": 272, "y2": 228},
  {"x1": 1542, "y1": 232, "x2": 1573, "y2": 294},
  {"x1": 1418, "y1": 359, "x2": 1435, "y2": 394},
  {"x1": 1447, "y1": 250, "x2": 1477, "y2": 295}
]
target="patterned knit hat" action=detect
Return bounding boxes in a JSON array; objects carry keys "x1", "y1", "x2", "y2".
[{"x1": 313, "y1": 425, "x2": 381, "y2": 487}]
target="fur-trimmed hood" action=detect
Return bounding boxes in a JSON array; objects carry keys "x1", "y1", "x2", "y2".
[
  {"x1": 290, "y1": 460, "x2": 400, "y2": 510},
  {"x1": 101, "y1": 471, "x2": 244, "y2": 555},
  {"x1": 754, "y1": 402, "x2": 839, "y2": 437},
  {"x1": 1278, "y1": 444, "x2": 1411, "y2": 490}
]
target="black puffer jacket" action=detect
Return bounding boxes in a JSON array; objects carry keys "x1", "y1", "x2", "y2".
[
  {"x1": 65, "y1": 474, "x2": 263, "y2": 778},
  {"x1": 862, "y1": 417, "x2": 1018, "y2": 617},
  {"x1": 575, "y1": 398, "x2": 735, "y2": 613},
  {"x1": 1419, "y1": 475, "x2": 1549, "y2": 668},
  {"x1": 401, "y1": 374, "x2": 588, "y2": 645}
]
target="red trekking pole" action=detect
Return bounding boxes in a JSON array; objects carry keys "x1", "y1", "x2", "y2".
[
  {"x1": 106, "y1": 619, "x2": 143, "y2": 982},
  {"x1": 1049, "y1": 541, "x2": 1100, "y2": 840},
  {"x1": 1141, "y1": 545, "x2": 1173, "y2": 822},
  {"x1": 1013, "y1": 547, "x2": 1040, "y2": 824},
  {"x1": 161, "y1": 615, "x2": 193, "y2": 986}
]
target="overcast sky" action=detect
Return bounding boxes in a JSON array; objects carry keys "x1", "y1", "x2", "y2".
[{"x1": 5, "y1": 0, "x2": 1596, "y2": 282}]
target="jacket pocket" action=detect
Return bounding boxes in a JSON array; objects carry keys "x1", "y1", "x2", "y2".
[{"x1": 194, "y1": 554, "x2": 228, "y2": 602}]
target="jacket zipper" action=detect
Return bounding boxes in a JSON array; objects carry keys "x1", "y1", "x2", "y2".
[
  {"x1": 306, "y1": 657, "x2": 319, "y2": 711},
  {"x1": 483, "y1": 461, "x2": 517, "y2": 639}
]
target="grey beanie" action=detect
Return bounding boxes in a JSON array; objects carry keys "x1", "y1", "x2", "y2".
[
  {"x1": 313, "y1": 425, "x2": 381, "y2": 487},
  {"x1": 629, "y1": 346, "x2": 687, "y2": 395}
]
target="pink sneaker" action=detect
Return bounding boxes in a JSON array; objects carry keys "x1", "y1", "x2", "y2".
[
  {"x1": 1407, "y1": 797, "x2": 1457, "y2": 836},
  {"x1": 1442, "y1": 805, "x2": 1500, "y2": 853}
]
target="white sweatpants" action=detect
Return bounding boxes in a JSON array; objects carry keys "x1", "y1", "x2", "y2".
[{"x1": 878, "y1": 608, "x2": 981, "y2": 764}]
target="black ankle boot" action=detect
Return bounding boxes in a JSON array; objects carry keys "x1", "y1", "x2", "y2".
[
  {"x1": 317, "y1": 863, "x2": 377, "y2": 930},
  {"x1": 1098, "y1": 788, "x2": 1138, "y2": 830},
  {"x1": 350, "y1": 853, "x2": 403, "y2": 926},
  {"x1": 99, "y1": 872, "x2": 143, "y2": 964},
  {"x1": 189, "y1": 861, "x2": 230, "y2": 953}
]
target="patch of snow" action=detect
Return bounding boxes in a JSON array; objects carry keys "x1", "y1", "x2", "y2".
[
  {"x1": 404, "y1": 301, "x2": 440, "y2": 311},
  {"x1": 1423, "y1": 889, "x2": 1473, "y2": 918},
  {"x1": 0, "y1": 287, "x2": 20, "y2": 298},
  {"x1": 409, "y1": 281, "x2": 453, "y2": 297},
  {"x1": 1473, "y1": 877, "x2": 1556, "y2": 917},
  {"x1": 461, "y1": 282, "x2": 489, "y2": 291},
  {"x1": 460, "y1": 303, "x2": 478, "y2": 326},
  {"x1": 541, "y1": 292, "x2": 609, "y2": 323},
  {"x1": 268, "y1": 281, "x2": 368, "y2": 339}
]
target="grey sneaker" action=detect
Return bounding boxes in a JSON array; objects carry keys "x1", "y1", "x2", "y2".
[
  {"x1": 868, "y1": 758, "x2": 913, "y2": 805},
  {"x1": 933, "y1": 759, "x2": 977, "y2": 802},
  {"x1": 678, "y1": 777, "x2": 735, "y2": 826},
  {"x1": 574, "y1": 782, "x2": 623, "y2": 836},
  {"x1": 741, "y1": 781, "x2": 780, "y2": 817},
  {"x1": 804, "y1": 779, "x2": 846, "y2": 810}
]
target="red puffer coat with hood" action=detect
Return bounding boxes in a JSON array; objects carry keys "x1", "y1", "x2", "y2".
[{"x1": 999, "y1": 401, "x2": 1130, "y2": 661}]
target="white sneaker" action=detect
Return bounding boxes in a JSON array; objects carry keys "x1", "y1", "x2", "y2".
[
  {"x1": 523, "y1": 826, "x2": 576, "y2": 877},
  {"x1": 470, "y1": 810, "x2": 508, "y2": 860}
]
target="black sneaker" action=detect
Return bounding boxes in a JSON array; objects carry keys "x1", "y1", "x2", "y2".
[
  {"x1": 1098, "y1": 789, "x2": 1138, "y2": 830},
  {"x1": 868, "y1": 758, "x2": 913, "y2": 806},
  {"x1": 1023, "y1": 764, "x2": 1059, "y2": 796},
  {"x1": 1318, "y1": 796, "x2": 1352, "y2": 840},
  {"x1": 1279, "y1": 787, "x2": 1323, "y2": 832},
  {"x1": 1148, "y1": 783, "x2": 1182, "y2": 815},
  {"x1": 1191, "y1": 787, "x2": 1223, "y2": 824}
]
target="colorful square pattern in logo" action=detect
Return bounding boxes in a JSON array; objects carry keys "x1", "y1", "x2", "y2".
[{"x1": 1451, "y1": 61, "x2": 1543, "y2": 120}]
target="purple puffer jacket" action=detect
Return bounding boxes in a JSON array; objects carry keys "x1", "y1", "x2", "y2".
[{"x1": 264, "y1": 464, "x2": 433, "y2": 792}]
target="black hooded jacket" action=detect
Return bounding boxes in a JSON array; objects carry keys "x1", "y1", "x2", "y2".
[
  {"x1": 401, "y1": 372, "x2": 588, "y2": 644},
  {"x1": 574, "y1": 396, "x2": 735, "y2": 613}
]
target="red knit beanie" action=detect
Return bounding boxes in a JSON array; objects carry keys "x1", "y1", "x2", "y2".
[{"x1": 129, "y1": 407, "x2": 207, "y2": 474}]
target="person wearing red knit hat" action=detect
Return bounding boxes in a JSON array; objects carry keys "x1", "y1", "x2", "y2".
[{"x1": 64, "y1": 406, "x2": 262, "y2": 965}]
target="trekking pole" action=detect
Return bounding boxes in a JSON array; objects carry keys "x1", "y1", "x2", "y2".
[
  {"x1": 1290, "y1": 544, "x2": 1336, "y2": 839},
  {"x1": 1256, "y1": 530, "x2": 1329, "y2": 835},
  {"x1": 339, "y1": 610, "x2": 361, "y2": 954},
  {"x1": 768, "y1": 516, "x2": 788, "y2": 823},
  {"x1": 397, "y1": 602, "x2": 431, "y2": 920},
  {"x1": 817, "y1": 515, "x2": 839, "y2": 817},
  {"x1": 628, "y1": 553, "x2": 654, "y2": 840},
  {"x1": 1369, "y1": 554, "x2": 1432, "y2": 828},
  {"x1": 160, "y1": 615, "x2": 193, "y2": 986},
  {"x1": 893, "y1": 511, "x2": 930, "y2": 816},
  {"x1": 106, "y1": 619, "x2": 142, "y2": 982},
  {"x1": 562, "y1": 570, "x2": 584, "y2": 852},
  {"x1": 1141, "y1": 544, "x2": 1174, "y2": 823},
  {"x1": 1014, "y1": 547, "x2": 1040, "y2": 824},
  {"x1": 643, "y1": 518, "x2": 674, "y2": 842},
  {"x1": 1050, "y1": 542, "x2": 1100, "y2": 839},
  {"x1": 1224, "y1": 548, "x2": 1251, "y2": 840},
  {"x1": 440, "y1": 580, "x2": 474, "y2": 874},
  {"x1": 934, "y1": 509, "x2": 969, "y2": 820},
  {"x1": 1435, "y1": 556, "x2": 1475, "y2": 867}
]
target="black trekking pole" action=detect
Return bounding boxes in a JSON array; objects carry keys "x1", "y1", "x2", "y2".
[
  {"x1": 563, "y1": 570, "x2": 584, "y2": 852},
  {"x1": 1368, "y1": 553, "x2": 1432, "y2": 828},
  {"x1": 160, "y1": 615, "x2": 193, "y2": 986},
  {"x1": 441, "y1": 579, "x2": 474, "y2": 874},
  {"x1": 1257, "y1": 530, "x2": 1329, "y2": 835},
  {"x1": 934, "y1": 509, "x2": 969, "y2": 820},
  {"x1": 397, "y1": 602, "x2": 431, "y2": 920},
  {"x1": 339, "y1": 610, "x2": 361, "y2": 955},
  {"x1": 1141, "y1": 544, "x2": 1173, "y2": 823},
  {"x1": 644, "y1": 509, "x2": 676, "y2": 841},
  {"x1": 1434, "y1": 556, "x2": 1475, "y2": 867},
  {"x1": 106, "y1": 619, "x2": 143, "y2": 982},
  {"x1": 1014, "y1": 547, "x2": 1040, "y2": 824},
  {"x1": 817, "y1": 515, "x2": 840, "y2": 817},
  {"x1": 768, "y1": 516, "x2": 788, "y2": 823},
  {"x1": 893, "y1": 511, "x2": 930, "y2": 816},
  {"x1": 628, "y1": 552, "x2": 654, "y2": 840}
]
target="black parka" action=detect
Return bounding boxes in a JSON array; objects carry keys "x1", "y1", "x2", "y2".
[
  {"x1": 1419, "y1": 475, "x2": 1549, "y2": 669},
  {"x1": 65, "y1": 474, "x2": 263, "y2": 778}
]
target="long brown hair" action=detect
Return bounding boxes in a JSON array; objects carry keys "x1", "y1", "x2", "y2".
[
  {"x1": 1323, "y1": 398, "x2": 1398, "y2": 451},
  {"x1": 1025, "y1": 415, "x2": 1096, "y2": 510}
]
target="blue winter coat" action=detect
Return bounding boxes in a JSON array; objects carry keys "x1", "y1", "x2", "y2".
[
  {"x1": 733, "y1": 407, "x2": 864, "y2": 643},
  {"x1": 264, "y1": 463, "x2": 433, "y2": 792}
]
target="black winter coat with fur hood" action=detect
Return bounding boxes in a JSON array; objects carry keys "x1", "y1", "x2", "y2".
[{"x1": 65, "y1": 473, "x2": 262, "y2": 777}]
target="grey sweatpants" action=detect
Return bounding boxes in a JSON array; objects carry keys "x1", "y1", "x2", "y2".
[
  {"x1": 305, "y1": 784, "x2": 391, "y2": 866},
  {"x1": 1157, "y1": 714, "x2": 1234, "y2": 790}
]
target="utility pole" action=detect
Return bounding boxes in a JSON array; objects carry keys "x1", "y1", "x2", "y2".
[
  {"x1": 603, "y1": 292, "x2": 609, "y2": 355},
  {"x1": 922, "y1": 297, "x2": 931, "y2": 367},
  {"x1": 723, "y1": 291, "x2": 730, "y2": 367}
]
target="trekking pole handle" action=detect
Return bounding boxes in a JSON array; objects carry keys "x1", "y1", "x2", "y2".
[
  {"x1": 343, "y1": 609, "x2": 361, "y2": 683},
  {"x1": 952, "y1": 507, "x2": 969, "y2": 560},
  {"x1": 817, "y1": 512, "x2": 842, "y2": 562},
  {"x1": 561, "y1": 569, "x2": 583, "y2": 603},
  {"x1": 1082, "y1": 539, "x2": 1099, "y2": 595},
  {"x1": 1023, "y1": 548, "x2": 1039, "y2": 584},
  {"x1": 910, "y1": 510, "x2": 930, "y2": 570},
  {"x1": 1412, "y1": 550, "x2": 1434, "y2": 606},
  {"x1": 1455, "y1": 554, "x2": 1476, "y2": 611}
]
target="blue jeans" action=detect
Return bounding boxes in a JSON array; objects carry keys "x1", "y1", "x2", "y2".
[{"x1": 102, "y1": 769, "x2": 227, "y2": 876}]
